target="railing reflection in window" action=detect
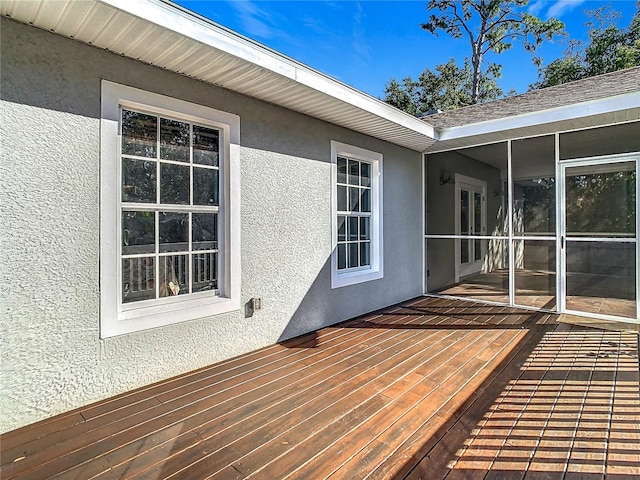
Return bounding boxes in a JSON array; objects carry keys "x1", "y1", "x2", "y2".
[{"x1": 123, "y1": 252, "x2": 217, "y2": 303}]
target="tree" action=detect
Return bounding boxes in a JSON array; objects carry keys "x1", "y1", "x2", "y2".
[
  {"x1": 533, "y1": 3, "x2": 640, "y2": 88},
  {"x1": 422, "y1": 0, "x2": 564, "y2": 104},
  {"x1": 383, "y1": 57, "x2": 502, "y2": 114}
]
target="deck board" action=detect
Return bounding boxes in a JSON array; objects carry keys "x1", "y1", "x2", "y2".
[{"x1": 1, "y1": 297, "x2": 639, "y2": 480}]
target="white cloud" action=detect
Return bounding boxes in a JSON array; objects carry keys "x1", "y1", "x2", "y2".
[
  {"x1": 547, "y1": 0, "x2": 587, "y2": 18},
  {"x1": 229, "y1": 0, "x2": 275, "y2": 39},
  {"x1": 351, "y1": 2, "x2": 372, "y2": 63},
  {"x1": 527, "y1": 0, "x2": 545, "y2": 16}
]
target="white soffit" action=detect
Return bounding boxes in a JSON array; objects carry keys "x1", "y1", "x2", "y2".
[
  {"x1": 426, "y1": 92, "x2": 640, "y2": 153},
  {"x1": 1, "y1": 0, "x2": 436, "y2": 152}
]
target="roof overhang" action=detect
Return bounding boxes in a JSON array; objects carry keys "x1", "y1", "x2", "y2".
[
  {"x1": 426, "y1": 92, "x2": 640, "y2": 153},
  {"x1": 1, "y1": 0, "x2": 437, "y2": 152}
]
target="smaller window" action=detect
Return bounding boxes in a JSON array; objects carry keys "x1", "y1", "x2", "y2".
[{"x1": 331, "y1": 141, "x2": 383, "y2": 288}]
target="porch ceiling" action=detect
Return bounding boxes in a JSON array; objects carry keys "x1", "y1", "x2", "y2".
[{"x1": 0, "y1": 0, "x2": 437, "y2": 153}]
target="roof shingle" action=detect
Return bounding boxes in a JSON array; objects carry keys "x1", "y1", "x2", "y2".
[{"x1": 425, "y1": 66, "x2": 640, "y2": 130}]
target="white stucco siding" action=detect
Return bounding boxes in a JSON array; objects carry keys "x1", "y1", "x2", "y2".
[{"x1": 0, "y1": 18, "x2": 423, "y2": 433}]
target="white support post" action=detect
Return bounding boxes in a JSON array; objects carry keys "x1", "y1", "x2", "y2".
[
  {"x1": 555, "y1": 133, "x2": 565, "y2": 313},
  {"x1": 507, "y1": 140, "x2": 515, "y2": 306}
]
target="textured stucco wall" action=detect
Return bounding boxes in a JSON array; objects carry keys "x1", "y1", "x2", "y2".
[{"x1": 0, "y1": 18, "x2": 423, "y2": 433}]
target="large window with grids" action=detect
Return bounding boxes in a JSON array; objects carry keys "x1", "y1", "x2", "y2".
[
  {"x1": 100, "y1": 81, "x2": 241, "y2": 338},
  {"x1": 120, "y1": 110, "x2": 220, "y2": 303},
  {"x1": 331, "y1": 141, "x2": 383, "y2": 288}
]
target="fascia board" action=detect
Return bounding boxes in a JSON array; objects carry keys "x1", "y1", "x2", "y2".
[
  {"x1": 436, "y1": 92, "x2": 640, "y2": 142},
  {"x1": 100, "y1": 0, "x2": 435, "y2": 140},
  {"x1": 293, "y1": 69, "x2": 436, "y2": 138},
  {"x1": 102, "y1": 0, "x2": 297, "y2": 78}
]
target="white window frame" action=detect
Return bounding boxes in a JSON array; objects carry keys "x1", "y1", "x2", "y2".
[
  {"x1": 331, "y1": 141, "x2": 383, "y2": 288},
  {"x1": 100, "y1": 81, "x2": 241, "y2": 338}
]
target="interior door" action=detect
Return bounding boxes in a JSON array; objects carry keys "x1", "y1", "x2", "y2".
[
  {"x1": 560, "y1": 157, "x2": 638, "y2": 322},
  {"x1": 456, "y1": 176, "x2": 486, "y2": 278}
]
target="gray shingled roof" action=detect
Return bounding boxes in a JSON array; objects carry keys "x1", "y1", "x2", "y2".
[{"x1": 425, "y1": 66, "x2": 640, "y2": 130}]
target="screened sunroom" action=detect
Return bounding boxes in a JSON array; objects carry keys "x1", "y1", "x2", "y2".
[{"x1": 425, "y1": 120, "x2": 639, "y2": 323}]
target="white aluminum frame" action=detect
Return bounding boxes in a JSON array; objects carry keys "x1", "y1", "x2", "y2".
[
  {"x1": 424, "y1": 137, "x2": 639, "y2": 324},
  {"x1": 558, "y1": 152, "x2": 639, "y2": 324},
  {"x1": 330, "y1": 141, "x2": 383, "y2": 289},
  {"x1": 454, "y1": 173, "x2": 488, "y2": 280},
  {"x1": 100, "y1": 81, "x2": 242, "y2": 338}
]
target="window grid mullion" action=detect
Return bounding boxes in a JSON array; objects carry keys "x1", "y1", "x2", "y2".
[
  {"x1": 189, "y1": 123, "x2": 194, "y2": 294},
  {"x1": 155, "y1": 115, "x2": 161, "y2": 300},
  {"x1": 154, "y1": 211, "x2": 160, "y2": 300}
]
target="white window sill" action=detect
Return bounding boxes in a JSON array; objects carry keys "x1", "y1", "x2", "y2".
[
  {"x1": 331, "y1": 268, "x2": 383, "y2": 289},
  {"x1": 101, "y1": 295, "x2": 240, "y2": 338}
]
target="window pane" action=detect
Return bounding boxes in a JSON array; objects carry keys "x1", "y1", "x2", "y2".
[
  {"x1": 474, "y1": 239, "x2": 482, "y2": 261},
  {"x1": 122, "y1": 110, "x2": 157, "y2": 158},
  {"x1": 122, "y1": 159, "x2": 156, "y2": 203},
  {"x1": 348, "y1": 217, "x2": 359, "y2": 241},
  {"x1": 159, "y1": 254, "x2": 188, "y2": 297},
  {"x1": 460, "y1": 190, "x2": 469, "y2": 235},
  {"x1": 193, "y1": 252, "x2": 217, "y2": 291},
  {"x1": 349, "y1": 187, "x2": 360, "y2": 212},
  {"x1": 474, "y1": 192, "x2": 482, "y2": 234},
  {"x1": 349, "y1": 160, "x2": 360, "y2": 185},
  {"x1": 360, "y1": 217, "x2": 370, "y2": 240},
  {"x1": 123, "y1": 257, "x2": 156, "y2": 303},
  {"x1": 514, "y1": 240, "x2": 556, "y2": 310},
  {"x1": 193, "y1": 213, "x2": 218, "y2": 250},
  {"x1": 160, "y1": 163, "x2": 190, "y2": 205},
  {"x1": 461, "y1": 238, "x2": 470, "y2": 264},
  {"x1": 348, "y1": 243, "x2": 358, "y2": 268},
  {"x1": 337, "y1": 216, "x2": 346, "y2": 242},
  {"x1": 193, "y1": 126, "x2": 219, "y2": 166},
  {"x1": 337, "y1": 186, "x2": 347, "y2": 212},
  {"x1": 361, "y1": 162, "x2": 371, "y2": 187},
  {"x1": 160, "y1": 118, "x2": 189, "y2": 162},
  {"x1": 566, "y1": 164, "x2": 636, "y2": 236},
  {"x1": 193, "y1": 167, "x2": 219, "y2": 206},
  {"x1": 337, "y1": 244, "x2": 346, "y2": 270},
  {"x1": 361, "y1": 188, "x2": 371, "y2": 213},
  {"x1": 337, "y1": 157, "x2": 348, "y2": 184},
  {"x1": 514, "y1": 178, "x2": 556, "y2": 235},
  {"x1": 360, "y1": 242, "x2": 370, "y2": 266},
  {"x1": 159, "y1": 212, "x2": 188, "y2": 253},
  {"x1": 122, "y1": 211, "x2": 155, "y2": 255},
  {"x1": 560, "y1": 122, "x2": 640, "y2": 160},
  {"x1": 429, "y1": 238, "x2": 509, "y2": 304},
  {"x1": 567, "y1": 241, "x2": 636, "y2": 319}
]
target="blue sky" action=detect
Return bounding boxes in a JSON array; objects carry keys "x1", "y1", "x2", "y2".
[{"x1": 174, "y1": 0, "x2": 638, "y2": 98}]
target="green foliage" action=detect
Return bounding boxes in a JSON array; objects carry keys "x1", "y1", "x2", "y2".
[
  {"x1": 421, "y1": 0, "x2": 564, "y2": 104},
  {"x1": 533, "y1": 2, "x2": 640, "y2": 88},
  {"x1": 383, "y1": 58, "x2": 502, "y2": 114},
  {"x1": 566, "y1": 171, "x2": 636, "y2": 235}
]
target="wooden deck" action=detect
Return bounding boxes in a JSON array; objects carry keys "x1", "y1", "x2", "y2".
[{"x1": 2, "y1": 297, "x2": 639, "y2": 479}]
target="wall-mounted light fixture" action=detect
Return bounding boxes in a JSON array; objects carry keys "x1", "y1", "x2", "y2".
[{"x1": 440, "y1": 170, "x2": 455, "y2": 186}]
